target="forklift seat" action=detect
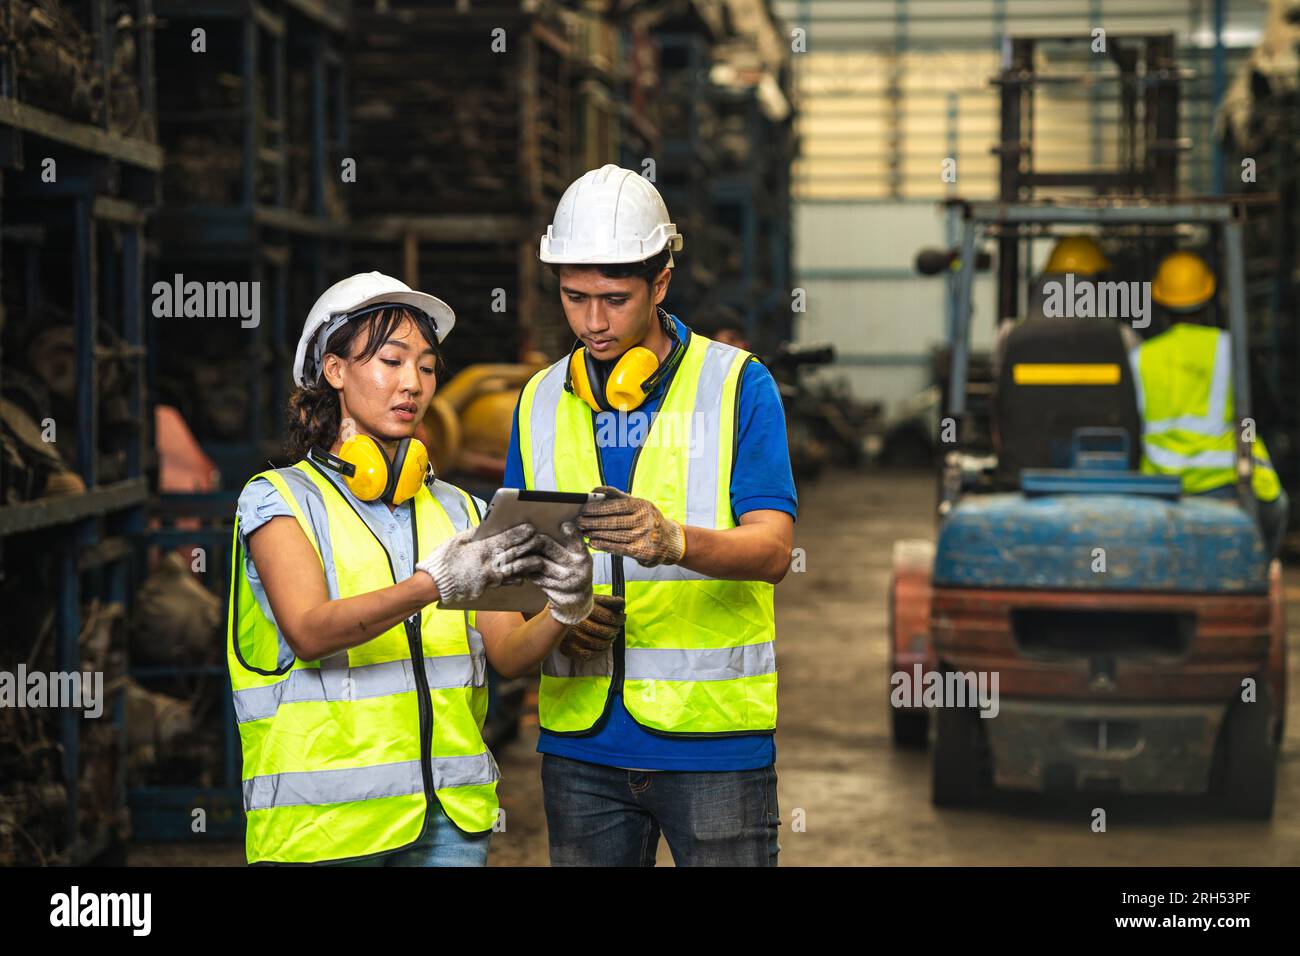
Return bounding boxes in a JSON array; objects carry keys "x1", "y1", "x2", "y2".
[{"x1": 993, "y1": 316, "x2": 1141, "y2": 480}]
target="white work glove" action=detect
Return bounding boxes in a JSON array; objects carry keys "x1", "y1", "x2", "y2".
[
  {"x1": 416, "y1": 523, "x2": 543, "y2": 607},
  {"x1": 529, "y1": 522, "x2": 595, "y2": 626}
]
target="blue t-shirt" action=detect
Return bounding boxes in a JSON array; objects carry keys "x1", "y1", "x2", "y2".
[{"x1": 503, "y1": 315, "x2": 797, "y2": 770}]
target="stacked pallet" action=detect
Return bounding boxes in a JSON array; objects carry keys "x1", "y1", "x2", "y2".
[
  {"x1": 653, "y1": 0, "x2": 796, "y2": 351},
  {"x1": 350, "y1": 0, "x2": 576, "y2": 365},
  {"x1": 351, "y1": 2, "x2": 571, "y2": 214}
]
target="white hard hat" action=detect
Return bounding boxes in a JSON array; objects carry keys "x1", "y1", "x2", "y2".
[
  {"x1": 539, "y1": 164, "x2": 683, "y2": 266},
  {"x1": 293, "y1": 272, "x2": 456, "y2": 387}
]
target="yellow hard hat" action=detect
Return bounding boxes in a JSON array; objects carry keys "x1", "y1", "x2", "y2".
[
  {"x1": 1044, "y1": 235, "x2": 1109, "y2": 275},
  {"x1": 1152, "y1": 251, "x2": 1215, "y2": 311}
]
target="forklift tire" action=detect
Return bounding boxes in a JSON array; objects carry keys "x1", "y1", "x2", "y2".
[
  {"x1": 931, "y1": 701, "x2": 990, "y2": 808},
  {"x1": 892, "y1": 710, "x2": 929, "y2": 749},
  {"x1": 1220, "y1": 690, "x2": 1278, "y2": 820}
]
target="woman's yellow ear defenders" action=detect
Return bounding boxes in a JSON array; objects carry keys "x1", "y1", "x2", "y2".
[{"x1": 315, "y1": 435, "x2": 430, "y2": 506}]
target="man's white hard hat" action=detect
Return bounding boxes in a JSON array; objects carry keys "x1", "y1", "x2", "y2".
[
  {"x1": 293, "y1": 272, "x2": 455, "y2": 387},
  {"x1": 539, "y1": 164, "x2": 683, "y2": 266}
]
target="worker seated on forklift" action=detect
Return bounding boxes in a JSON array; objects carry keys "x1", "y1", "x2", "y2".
[
  {"x1": 1130, "y1": 250, "x2": 1289, "y2": 557},
  {"x1": 991, "y1": 236, "x2": 1144, "y2": 484},
  {"x1": 992, "y1": 235, "x2": 1141, "y2": 380}
]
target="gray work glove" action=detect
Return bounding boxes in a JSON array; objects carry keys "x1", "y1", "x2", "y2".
[
  {"x1": 416, "y1": 523, "x2": 543, "y2": 607},
  {"x1": 529, "y1": 522, "x2": 595, "y2": 626}
]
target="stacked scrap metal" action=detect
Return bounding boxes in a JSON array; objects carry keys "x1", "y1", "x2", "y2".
[
  {"x1": 0, "y1": 0, "x2": 160, "y2": 864},
  {"x1": 0, "y1": 0, "x2": 155, "y2": 139},
  {"x1": 0, "y1": 594, "x2": 129, "y2": 866},
  {"x1": 653, "y1": 0, "x2": 796, "y2": 351},
  {"x1": 350, "y1": 1, "x2": 571, "y2": 213},
  {"x1": 350, "y1": 0, "x2": 577, "y2": 366},
  {"x1": 155, "y1": 18, "x2": 265, "y2": 208}
]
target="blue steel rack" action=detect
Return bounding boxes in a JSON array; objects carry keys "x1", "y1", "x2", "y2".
[
  {"x1": 0, "y1": 0, "x2": 162, "y2": 864},
  {"x1": 132, "y1": 0, "x2": 350, "y2": 843}
]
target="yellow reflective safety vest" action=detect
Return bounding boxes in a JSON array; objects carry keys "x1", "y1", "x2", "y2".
[
  {"x1": 516, "y1": 330, "x2": 777, "y2": 736},
  {"x1": 1130, "y1": 323, "x2": 1280, "y2": 501},
  {"x1": 226, "y1": 458, "x2": 500, "y2": 864}
]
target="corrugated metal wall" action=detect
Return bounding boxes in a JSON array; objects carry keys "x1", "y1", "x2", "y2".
[{"x1": 773, "y1": 0, "x2": 1270, "y2": 413}]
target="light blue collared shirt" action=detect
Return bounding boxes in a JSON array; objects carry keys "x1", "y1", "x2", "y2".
[{"x1": 234, "y1": 449, "x2": 486, "y2": 628}]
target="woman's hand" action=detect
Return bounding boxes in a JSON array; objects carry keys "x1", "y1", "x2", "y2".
[
  {"x1": 528, "y1": 522, "x2": 594, "y2": 625},
  {"x1": 416, "y1": 523, "x2": 544, "y2": 607}
]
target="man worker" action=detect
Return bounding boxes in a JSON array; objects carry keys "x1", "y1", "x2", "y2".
[
  {"x1": 1129, "y1": 250, "x2": 1288, "y2": 557},
  {"x1": 1027, "y1": 234, "x2": 1112, "y2": 317},
  {"x1": 994, "y1": 235, "x2": 1136, "y2": 375},
  {"x1": 504, "y1": 164, "x2": 798, "y2": 866}
]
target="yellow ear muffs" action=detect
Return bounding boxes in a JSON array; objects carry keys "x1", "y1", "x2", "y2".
[
  {"x1": 604, "y1": 346, "x2": 660, "y2": 411},
  {"x1": 562, "y1": 315, "x2": 687, "y2": 413},
  {"x1": 386, "y1": 437, "x2": 429, "y2": 506},
  {"x1": 568, "y1": 346, "x2": 600, "y2": 411},
  {"x1": 336, "y1": 434, "x2": 391, "y2": 501},
  {"x1": 326, "y1": 434, "x2": 430, "y2": 506},
  {"x1": 566, "y1": 343, "x2": 663, "y2": 412}
]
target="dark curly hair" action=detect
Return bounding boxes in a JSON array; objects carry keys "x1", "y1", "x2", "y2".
[{"x1": 284, "y1": 306, "x2": 446, "y2": 461}]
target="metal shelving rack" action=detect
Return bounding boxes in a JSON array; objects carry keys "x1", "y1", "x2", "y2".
[
  {"x1": 653, "y1": 5, "x2": 796, "y2": 351},
  {"x1": 153, "y1": 0, "x2": 350, "y2": 485},
  {"x1": 655, "y1": 29, "x2": 720, "y2": 319},
  {"x1": 0, "y1": 0, "x2": 162, "y2": 864},
  {"x1": 706, "y1": 80, "x2": 795, "y2": 349},
  {"x1": 349, "y1": 2, "x2": 574, "y2": 364},
  {"x1": 132, "y1": 0, "x2": 351, "y2": 842}
]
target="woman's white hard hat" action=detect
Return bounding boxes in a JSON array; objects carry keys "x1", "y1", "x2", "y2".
[
  {"x1": 293, "y1": 272, "x2": 455, "y2": 387},
  {"x1": 539, "y1": 164, "x2": 683, "y2": 266}
]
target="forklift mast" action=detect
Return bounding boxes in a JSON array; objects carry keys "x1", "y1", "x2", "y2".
[{"x1": 993, "y1": 33, "x2": 1184, "y2": 322}]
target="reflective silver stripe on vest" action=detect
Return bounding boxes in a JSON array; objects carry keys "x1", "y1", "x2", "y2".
[
  {"x1": 592, "y1": 551, "x2": 615, "y2": 586},
  {"x1": 1141, "y1": 445, "x2": 1236, "y2": 470},
  {"x1": 233, "y1": 655, "x2": 484, "y2": 724},
  {"x1": 430, "y1": 479, "x2": 475, "y2": 532},
  {"x1": 527, "y1": 361, "x2": 569, "y2": 491},
  {"x1": 685, "y1": 341, "x2": 740, "y2": 529},
  {"x1": 427, "y1": 478, "x2": 487, "y2": 682},
  {"x1": 624, "y1": 641, "x2": 776, "y2": 682},
  {"x1": 467, "y1": 622, "x2": 487, "y2": 687},
  {"x1": 1142, "y1": 442, "x2": 1275, "y2": 472},
  {"x1": 542, "y1": 646, "x2": 614, "y2": 678},
  {"x1": 622, "y1": 561, "x2": 713, "y2": 582},
  {"x1": 261, "y1": 465, "x2": 342, "y2": 601},
  {"x1": 243, "y1": 751, "x2": 499, "y2": 811},
  {"x1": 1143, "y1": 332, "x2": 1233, "y2": 436},
  {"x1": 1127, "y1": 345, "x2": 1145, "y2": 417}
]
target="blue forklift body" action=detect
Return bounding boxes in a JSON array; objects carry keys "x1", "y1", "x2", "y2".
[{"x1": 933, "y1": 484, "x2": 1268, "y2": 594}]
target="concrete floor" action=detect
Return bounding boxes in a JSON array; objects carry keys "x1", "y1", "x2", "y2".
[{"x1": 132, "y1": 468, "x2": 1300, "y2": 866}]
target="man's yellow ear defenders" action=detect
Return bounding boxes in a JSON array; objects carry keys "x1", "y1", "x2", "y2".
[
  {"x1": 314, "y1": 435, "x2": 430, "y2": 506},
  {"x1": 566, "y1": 343, "x2": 665, "y2": 412}
]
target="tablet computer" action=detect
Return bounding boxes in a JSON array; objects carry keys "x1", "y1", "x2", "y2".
[{"x1": 436, "y1": 488, "x2": 604, "y2": 612}]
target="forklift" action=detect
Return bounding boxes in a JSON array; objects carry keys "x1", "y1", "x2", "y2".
[{"x1": 887, "y1": 35, "x2": 1287, "y2": 819}]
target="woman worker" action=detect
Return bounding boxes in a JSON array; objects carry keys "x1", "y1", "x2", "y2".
[{"x1": 227, "y1": 272, "x2": 598, "y2": 866}]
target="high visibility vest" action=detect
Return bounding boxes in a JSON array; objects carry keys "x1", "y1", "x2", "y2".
[
  {"x1": 1130, "y1": 324, "x2": 1280, "y2": 501},
  {"x1": 516, "y1": 330, "x2": 777, "y2": 736},
  {"x1": 226, "y1": 459, "x2": 500, "y2": 864}
]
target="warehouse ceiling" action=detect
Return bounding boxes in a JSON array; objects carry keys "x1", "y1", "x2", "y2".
[{"x1": 768, "y1": 0, "x2": 1273, "y2": 200}]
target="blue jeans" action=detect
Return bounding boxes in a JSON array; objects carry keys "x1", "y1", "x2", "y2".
[
  {"x1": 541, "y1": 753, "x2": 780, "y2": 866},
  {"x1": 326, "y1": 805, "x2": 491, "y2": 867}
]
